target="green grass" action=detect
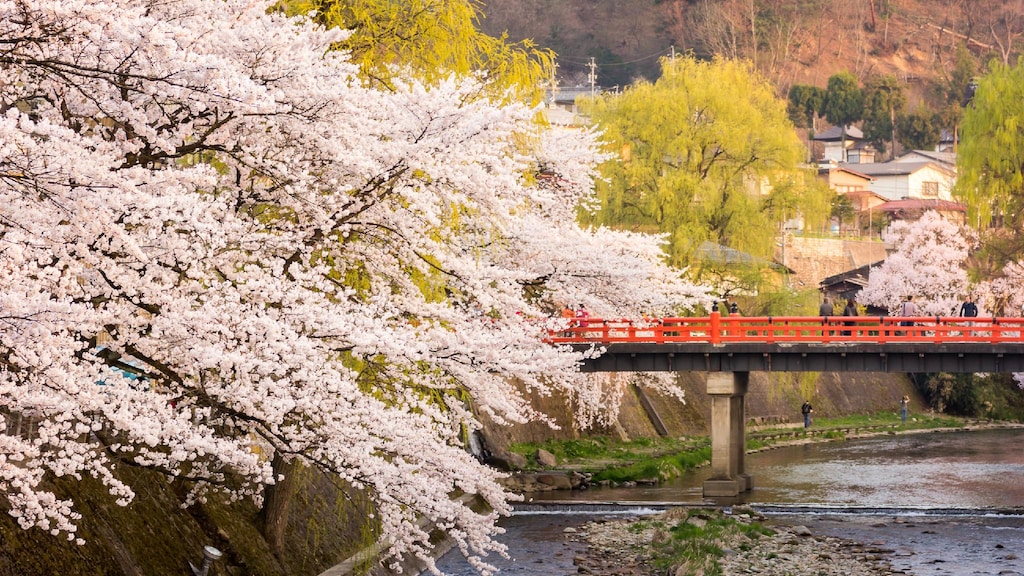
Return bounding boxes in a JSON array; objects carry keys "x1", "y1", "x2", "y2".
[
  {"x1": 511, "y1": 413, "x2": 978, "y2": 485},
  {"x1": 590, "y1": 445, "x2": 711, "y2": 483},
  {"x1": 642, "y1": 508, "x2": 773, "y2": 575},
  {"x1": 510, "y1": 435, "x2": 702, "y2": 469}
]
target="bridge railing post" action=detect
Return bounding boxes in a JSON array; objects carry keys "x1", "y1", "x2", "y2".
[{"x1": 710, "y1": 311, "x2": 721, "y2": 345}]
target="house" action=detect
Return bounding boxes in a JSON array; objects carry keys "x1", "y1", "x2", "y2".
[
  {"x1": 891, "y1": 149, "x2": 956, "y2": 169},
  {"x1": 818, "y1": 165, "x2": 874, "y2": 194},
  {"x1": 845, "y1": 189, "x2": 891, "y2": 235},
  {"x1": 839, "y1": 157, "x2": 956, "y2": 201},
  {"x1": 819, "y1": 261, "x2": 888, "y2": 315},
  {"x1": 544, "y1": 86, "x2": 598, "y2": 125},
  {"x1": 813, "y1": 125, "x2": 863, "y2": 163},
  {"x1": 936, "y1": 129, "x2": 957, "y2": 153},
  {"x1": 846, "y1": 141, "x2": 877, "y2": 164},
  {"x1": 872, "y1": 198, "x2": 967, "y2": 226}
]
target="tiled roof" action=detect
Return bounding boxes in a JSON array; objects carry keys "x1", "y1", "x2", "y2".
[
  {"x1": 875, "y1": 198, "x2": 966, "y2": 212},
  {"x1": 813, "y1": 125, "x2": 864, "y2": 141}
]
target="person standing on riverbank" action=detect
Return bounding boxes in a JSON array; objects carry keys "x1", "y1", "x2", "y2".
[
  {"x1": 900, "y1": 395, "x2": 909, "y2": 423},
  {"x1": 801, "y1": 400, "x2": 813, "y2": 428}
]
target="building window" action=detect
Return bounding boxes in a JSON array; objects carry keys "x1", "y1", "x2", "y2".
[{"x1": 921, "y1": 181, "x2": 939, "y2": 197}]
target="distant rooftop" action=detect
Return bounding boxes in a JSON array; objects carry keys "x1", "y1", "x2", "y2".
[{"x1": 813, "y1": 125, "x2": 863, "y2": 141}]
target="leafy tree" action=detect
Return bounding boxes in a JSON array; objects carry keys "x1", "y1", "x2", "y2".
[
  {"x1": 821, "y1": 71, "x2": 864, "y2": 140},
  {"x1": 897, "y1": 107, "x2": 942, "y2": 151},
  {"x1": 284, "y1": 0, "x2": 554, "y2": 102},
  {"x1": 0, "y1": 1, "x2": 712, "y2": 571},
  {"x1": 830, "y1": 192, "x2": 856, "y2": 231},
  {"x1": 861, "y1": 75, "x2": 906, "y2": 154},
  {"x1": 577, "y1": 55, "x2": 827, "y2": 277},
  {"x1": 956, "y1": 58, "x2": 1024, "y2": 234},
  {"x1": 942, "y1": 43, "x2": 979, "y2": 107},
  {"x1": 858, "y1": 211, "x2": 972, "y2": 316},
  {"x1": 787, "y1": 84, "x2": 826, "y2": 129}
]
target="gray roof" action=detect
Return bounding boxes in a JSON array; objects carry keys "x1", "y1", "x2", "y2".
[
  {"x1": 838, "y1": 160, "x2": 952, "y2": 177},
  {"x1": 894, "y1": 150, "x2": 957, "y2": 167},
  {"x1": 813, "y1": 125, "x2": 863, "y2": 141},
  {"x1": 695, "y1": 241, "x2": 791, "y2": 272}
]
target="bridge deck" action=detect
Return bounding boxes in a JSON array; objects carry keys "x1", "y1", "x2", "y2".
[{"x1": 548, "y1": 314, "x2": 1024, "y2": 373}]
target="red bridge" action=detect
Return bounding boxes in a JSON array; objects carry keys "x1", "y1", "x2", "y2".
[
  {"x1": 546, "y1": 312, "x2": 1024, "y2": 373},
  {"x1": 548, "y1": 313, "x2": 1024, "y2": 345},
  {"x1": 547, "y1": 312, "x2": 1024, "y2": 498}
]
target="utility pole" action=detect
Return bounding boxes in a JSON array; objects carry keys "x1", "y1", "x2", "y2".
[
  {"x1": 548, "y1": 60, "x2": 559, "y2": 105},
  {"x1": 588, "y1": 57, "x2": 597, "y2": 96}
]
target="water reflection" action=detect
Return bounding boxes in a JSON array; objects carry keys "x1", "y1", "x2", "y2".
[
  {"x1": 532, "y1": 428, "x2": 1024, "y2": 509},
  {"x1": 437, "y1": 428, "x2": 1024, "y2": 575}
]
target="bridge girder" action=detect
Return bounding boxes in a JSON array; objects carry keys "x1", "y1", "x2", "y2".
[{"x1": 573, "y1": 343, "x2": 1024, "y2": 373}]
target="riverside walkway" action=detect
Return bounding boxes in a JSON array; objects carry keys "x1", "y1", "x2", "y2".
[{"x1": 547, "y1": 312, "x2": 1024, "y2": 497}]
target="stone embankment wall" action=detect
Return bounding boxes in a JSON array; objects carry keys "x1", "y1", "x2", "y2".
[
  {"x1": 479, "y1": 371, "x2": 918, "y2": 457},
  {"x1": 777, "y1": 236, "x2": 887, "y2": 289}
]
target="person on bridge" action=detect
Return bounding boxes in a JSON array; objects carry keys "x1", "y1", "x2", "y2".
[
  {"x1": 560, "y1": 304, "x2": 576, "y2": 337},
  {"x1": 959, "y1": 296, "x2": 978, "y2": 318},
  {"x1": 819, "y1": 296, "x2": 833, "y2": 317},
  {"x1": 842, "y1": 298, "x2": 858, "y2": 336},
  {"x1": 574, "y1": 304, "x2": 590, "y2": 327},
  {"x1": 801, "y1": 400, "x2": 813, "y2": 428},
  {"x1": 900, "y1": 295, "x2": 918, "y2": 326}
]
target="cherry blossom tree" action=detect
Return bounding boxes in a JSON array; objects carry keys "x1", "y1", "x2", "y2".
[
  {"x1": 858, "y1": 211, "x2": 973, "y2": 316},
  {"x1": 0, "y1": 1, "x2": 711, "y2": 573},
  {"x1": 974, "y1": 260, "x2": 1024, "y2": 317}
]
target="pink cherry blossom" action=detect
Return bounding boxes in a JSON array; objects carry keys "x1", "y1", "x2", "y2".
[{"x1": 0, "y1": 0, "x2": 711, "y2": 571}]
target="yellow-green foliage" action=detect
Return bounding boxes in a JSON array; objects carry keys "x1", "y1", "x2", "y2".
[
  {"x1": 577, "y1": 55, "x2": 824, "y2": 269},
  {"x1": 281, "y1": 0, "x2": 553, "y2": 103},
  {"x1": 956, "y1": 58, "x2": 1024, "y2": 232}
]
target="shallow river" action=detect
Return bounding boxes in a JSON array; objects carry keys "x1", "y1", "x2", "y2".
[{"x1": 435, "y1": 427, "x2": 1024, "y2": 575}]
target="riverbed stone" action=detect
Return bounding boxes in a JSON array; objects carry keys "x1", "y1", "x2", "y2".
[
  {"x1": 535, "y1": 448, "x2": 557, "y2": 467},
  {"x1": 570, "y1": 508, "x2": 898, "y2": 576}
]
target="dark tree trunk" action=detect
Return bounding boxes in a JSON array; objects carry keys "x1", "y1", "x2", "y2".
[{"x1": 261, "y1": 453, "x2": 300, "y2": 557}]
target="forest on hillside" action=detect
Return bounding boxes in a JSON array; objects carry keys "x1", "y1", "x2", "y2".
[{"x1": 479, "y1": 0, "x2": 1024, "y2": 107}]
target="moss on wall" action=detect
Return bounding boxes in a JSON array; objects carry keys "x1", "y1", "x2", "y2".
[{"x1": 0, "y1": 463, "x2": 374, "y2": 576}]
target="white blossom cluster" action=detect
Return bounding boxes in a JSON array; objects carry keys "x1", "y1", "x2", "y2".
[
  {"x1": 0, "y1": 0, "x2": 711, "y2": 571},
  {"x1": 858, "y1": 211, "x2": 972, "y2": 316}
]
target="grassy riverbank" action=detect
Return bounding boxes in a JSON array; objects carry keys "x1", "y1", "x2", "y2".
[{"x1": 511, "y1": 412, "x2": 976, "y2": 485}]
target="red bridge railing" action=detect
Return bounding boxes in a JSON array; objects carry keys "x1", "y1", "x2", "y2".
[{"x1": 546, "y1": 312, "x2": 1024, "y2": 345}]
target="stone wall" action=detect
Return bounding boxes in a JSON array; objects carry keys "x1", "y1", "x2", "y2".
[
  {"x1": 777, "y1": 236, "x2": 887, "y2": 289},
  {"x1": 479, "y1": 371, "x2": 919, "y2": 453}
]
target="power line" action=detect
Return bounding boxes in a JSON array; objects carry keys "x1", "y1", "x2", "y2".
[{"x1": 556, "y1": 46, "x2": 674, "y2": 68}]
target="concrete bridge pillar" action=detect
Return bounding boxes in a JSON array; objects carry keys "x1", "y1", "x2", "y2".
[{"x1": 703, "y1": 371, "x2": 752, "y2": 497}]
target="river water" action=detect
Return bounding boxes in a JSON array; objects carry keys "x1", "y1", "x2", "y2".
[{"x1": 435, "y1": 427, "x2": 1024, "y2": 575}]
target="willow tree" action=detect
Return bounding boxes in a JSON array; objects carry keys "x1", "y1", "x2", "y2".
[
  {"x1": 577, "y1": 55, "x2": 827, "y2": 281},
  {"x1": 283, "y1": 0, "x2": 553, "y2": 102},
  {"x1": 955, "y1": 58, "x2": 1024, "y2": 274}
]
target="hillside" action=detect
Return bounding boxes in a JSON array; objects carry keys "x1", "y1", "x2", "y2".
[{"x1": 479, "y1": 0, "x2": 1020, "y2": 108}]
